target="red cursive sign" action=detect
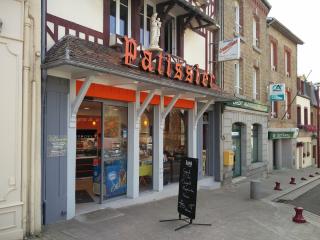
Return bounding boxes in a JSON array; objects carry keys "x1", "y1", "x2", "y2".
[{"x1": 122, "y1": 36, "x2": 217, "y2": 90}]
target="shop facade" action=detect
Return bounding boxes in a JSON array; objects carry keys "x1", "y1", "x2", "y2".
[
  {"x1": 41, "y1": 0, "x2": 231, "y2": 224},
  {"x1": 267, "y1": 17, "x2": 303, "y2": 171},
  {"x1": 222, "y1": 100, "x2": 269, "y2": 180}
]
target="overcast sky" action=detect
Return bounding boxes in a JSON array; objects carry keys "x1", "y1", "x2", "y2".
[{"x1": 267, "y1": 0, "x2": 319, "y2": 83}]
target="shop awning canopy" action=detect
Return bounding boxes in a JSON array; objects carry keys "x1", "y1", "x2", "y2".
[{"x1": 43, "y1": 36, "x2": 234, "y2": 102}]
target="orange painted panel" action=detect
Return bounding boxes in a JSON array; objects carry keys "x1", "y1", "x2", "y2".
[{"x1": 76, "y1": 81, "x2": 194, "y2": 109}]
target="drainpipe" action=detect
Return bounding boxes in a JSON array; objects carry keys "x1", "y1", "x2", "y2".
[
  {"x1": 41, "y1": 0, "x2": 47, "y2": 225},
  {"x1": 22, "y1": 0, "x2": 31, "y2": 235},
  {"x1": 317, "y1": 87, "x2": 320, "y2": 168},
  {"x1": 22, "y1": 0, "x2": 41, "y2": 235}
]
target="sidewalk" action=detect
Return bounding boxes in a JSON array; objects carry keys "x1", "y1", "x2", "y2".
[{"x1": 32, "y1": 167, "x2": 320, "y2": 240}]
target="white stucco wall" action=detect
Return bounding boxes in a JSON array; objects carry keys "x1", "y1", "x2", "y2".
[
  {"x1": 296, "y1": 137, "x2": 312, "y2": 169},
  {"x1": 296, "y1": 96, "x2": 311, "y2": 125},
  {"x1": 0, "y1": 0, "x2": 24, "y2": 239},
  {"x1": 184, "y1": 28, "x2": 206, "y2": 70},
  {"x1": 47, "y1": 0, "x2": 103, "y2": 32}
]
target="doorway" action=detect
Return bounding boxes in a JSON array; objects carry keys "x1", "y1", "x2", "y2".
[
  {"x1": 76, "y1": 101, "x2": 102, "y2": 204},
  {"x1": 202, "y1": 112, "x2": 210, "y2": 176},
  {"x1": 76, "y1": 101, "x2": 128, "y2": 206},
  {"x1": 232, "y1": 123, "x2": 242, "y2": 178}
]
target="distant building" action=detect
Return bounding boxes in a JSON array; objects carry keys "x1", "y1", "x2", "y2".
[{"x1": 266, "y1": 17, "x2": 303, "y2": 170}]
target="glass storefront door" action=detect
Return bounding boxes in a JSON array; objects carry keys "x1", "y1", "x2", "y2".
[
  {"x1": 232, "y1": 123, "x2": 242, "y2": 178},
  {"x1": 101, "y1": 104, "x2": 128, "y2": 200},
  {"x1": 163, "y1": 109, "x2": 188, "y2": 185},
  {"x1": 139, "y1": 106, "x2": 153, "y2": 191}
]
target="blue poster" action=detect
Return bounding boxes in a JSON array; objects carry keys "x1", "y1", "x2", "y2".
[{"x1": 105, "y1": 163, "x2": 127, "y2": 197}]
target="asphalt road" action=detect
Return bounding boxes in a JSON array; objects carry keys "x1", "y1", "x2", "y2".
[{"x1": 290, "y1": 184, "x2": 320, "y2": 216}]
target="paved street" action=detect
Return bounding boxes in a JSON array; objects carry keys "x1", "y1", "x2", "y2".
[{"x1": 30, "y1": 167, "x2": 320, "y2": 240}]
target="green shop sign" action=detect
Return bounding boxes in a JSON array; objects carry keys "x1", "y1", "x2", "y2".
[
  {"x1": 224, "y1": 100, "x2": 269, "y2": 113},
  {"x1": 268, "y1": 132, "x2": 295, "y2": 140}
]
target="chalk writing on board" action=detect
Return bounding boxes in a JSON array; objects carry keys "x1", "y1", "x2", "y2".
[{"x1": 177, "y1": 157, "x2": 198, "y2": 219}]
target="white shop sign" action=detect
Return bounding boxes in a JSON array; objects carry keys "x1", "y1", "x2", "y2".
[
  {"x1": 270, "y1": 83, "x2": 285, "y2": 101},
  {"x1": 218, "y1": 38, "x2": 240, "y2": 62}
]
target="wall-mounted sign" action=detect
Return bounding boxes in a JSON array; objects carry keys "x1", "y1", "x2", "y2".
[
  {"x1": 47, "y1": 135, "x2": 67, "y2": 157},
  {"x1": 218, "y1": 38, "x2": 240, "y2": 62},
  {"x1": 122, "y1": 36, "x2": 218, "y2": 90},
  {"x1": 268, "y1": 132, "x2": 295, "y2": 140},
  {"x1": 225, "y1": 100, "x2": 269, "y2": 113},
  {"x1": 270, "y1": 83, "x2": 285, "y2": 101}
]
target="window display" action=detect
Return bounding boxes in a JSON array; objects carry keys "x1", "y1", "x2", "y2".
[
  {"x1": 139, "y1": 107, "x2": 153, "y2": 191},
  {"x1": 163, "y1": 109, "x2": 188, "y2": 184}
]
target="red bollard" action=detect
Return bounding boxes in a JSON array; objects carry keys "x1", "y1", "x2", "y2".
[
  {"x1": 289, "y1": 177, "x2": 296, "y2": 185},
  {"x1": 309, "y1": 174, "x2": 314, "y2": 177},
  {"x1": 292, "y1": 207, "x2": 306, "y2": 223},
  {"x1": 301, "y1": 177, "x2": 307, "y2": 181},
  {"x1": 274, "y1": 182, "x2": 282, "y2": 191}
]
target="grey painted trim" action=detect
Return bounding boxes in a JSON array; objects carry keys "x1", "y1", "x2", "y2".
[{"x1": 42, "y1": 60, "x2": 234, "y2": 102}]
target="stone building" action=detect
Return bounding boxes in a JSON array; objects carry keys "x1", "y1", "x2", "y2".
[
  {"x1": 220, "y1": 0, "x2": 271, "y2": 180},
  {"x1": 266, "y1": 17, "x2": 303, "y2": 170},
  {"x1": 295, "y1": 76, "x2": 317, "y2": 169}
]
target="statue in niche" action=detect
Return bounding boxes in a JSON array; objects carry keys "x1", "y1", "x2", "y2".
[{"x1": 148, "y1": 13, "x2": 162, "y2": 51}]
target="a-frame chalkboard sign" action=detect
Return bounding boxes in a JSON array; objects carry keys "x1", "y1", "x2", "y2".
[{"x1": 160, "y1": 157, "x2": 211, "y2": 231}]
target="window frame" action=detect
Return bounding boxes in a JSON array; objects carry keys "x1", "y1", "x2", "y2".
[
  {"x1": 285, "y1": 90, "x2": 291, "y2": 119},
  {"x1": 164, "y1": 15, "x2": 177, "y2": 55},
  {"x1": 234, "y1": 1, "x2": 241, "y2": 35},
  {"x1": 252, "y1": 16, "x2": 259, "y2": 48},
  {"x1": 252, "y1": 68, "x2": 257, "y2": 100},
  {"x1": 140, "y1": 1, "x2": 155, "y2": 47},
  {"x1": 270, "y1": 40, "x2": 278, "y2": 71},
  {"x1": 304, "y1": 107, "x2": 308, "y2": 125},
  {"x1": 110, "y1": 0, "x2": 132, "y2": 37},
  {"x1": 284, "y1": 47, "x2": 291, "y2": 77},
  {"x1": 234, "y1": 62, "x2": 241, "y2": 94},
  {"x1": 297, "y1": 105, "x2": 301, "y2": 125}
]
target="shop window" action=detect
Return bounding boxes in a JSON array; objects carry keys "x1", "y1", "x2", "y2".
[
  {"x1": 251, "y1": 124, "x2": 260, "y2": 163},
  {"x1": 163, "y1": 109, "x2": 188, "y2": 185},
  {"x1": 109, "y1": 0, "x2": 130, "y2": 36},
  {"x1": 253, "y1": 17, "x2": 260, "y2": 48},
  {"x1": 164, "y1": 17, "x2": 176, "y2": 54},
  {"x1": 311, "y1": 112, "x2": 314, "y2": 125},
  {"x1": 270, "y1": 41, "x2": 277, "y2": 71},
  {"x1": 297, "y1": 106, "x2": 301, "y2": 125},
  {"x1": 140, "y1": 3, "x2": 154, "y2": 47},
  {"x1": 285, "y1": 49, "x2": 291, "y2": 77},
  {"x1": 304, "y1": 107, "x2": 308, "y2": 125},
  {"x1": 139, "y1": 106, "x2": 153, "y2": 191}
]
